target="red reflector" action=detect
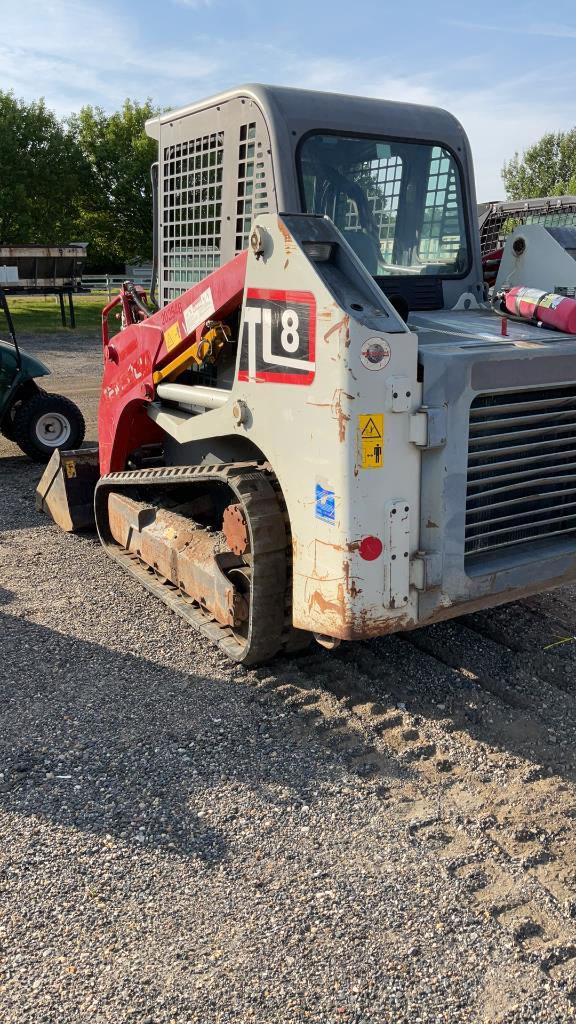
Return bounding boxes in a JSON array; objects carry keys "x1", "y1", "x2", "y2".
[{"x1": 359, "y1": 536, "x2": 382, "y2": 561}]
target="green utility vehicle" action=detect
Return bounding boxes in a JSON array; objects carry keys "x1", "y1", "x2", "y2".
[{"x1": 0, "y1": 296, "x2": 85, "y2": 462}]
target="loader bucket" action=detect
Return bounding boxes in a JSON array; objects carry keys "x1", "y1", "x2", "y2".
[{"x1": 35, "y1": 447, "x2": 100, "y2": 532}]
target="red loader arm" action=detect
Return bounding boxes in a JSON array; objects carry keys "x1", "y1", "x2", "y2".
[{"x1": 98, "y1": 252, "x2": 248, "y2": 474}]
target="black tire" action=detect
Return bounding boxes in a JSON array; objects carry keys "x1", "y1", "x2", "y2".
[
  {"x1": 1, "y1": 407, "x2": 16, "y2": 441},
  {"x1": 0, "y1": 381, "x2": 38, "y2": 441},
  {"x1": 13, "y1": 390, "x2": 85, "y2": 462}
]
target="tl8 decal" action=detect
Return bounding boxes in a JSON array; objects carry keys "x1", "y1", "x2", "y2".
[{"x1": 238, "y1": 289, "x2": 316, "y2": 384}]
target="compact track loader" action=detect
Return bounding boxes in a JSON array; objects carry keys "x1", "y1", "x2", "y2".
[{"x1": 37, "y1": 85, "x2": 576, "y2": 664}]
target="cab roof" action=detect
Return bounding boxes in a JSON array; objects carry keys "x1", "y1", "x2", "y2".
[{"x1": 145, "y1": 82, "x2": 466, "y2": 151}]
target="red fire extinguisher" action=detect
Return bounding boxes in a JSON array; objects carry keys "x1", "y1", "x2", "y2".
[{"x1": 503, "y1": 286, "x2": 576, "y2": 334}]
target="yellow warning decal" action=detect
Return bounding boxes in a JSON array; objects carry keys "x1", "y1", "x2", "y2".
[
  {"x1": 64, "y1": 459, "x2": 76, "y2": 479},
  {"x1": 164, "y1": 320, "x2": 182, "y2": 352},
  {"x1": 359, "y1": 414, "x2": 384, "y2": 469},
  {"x1": 539, "y1": 292, "x2": 563, "y2": 310}
]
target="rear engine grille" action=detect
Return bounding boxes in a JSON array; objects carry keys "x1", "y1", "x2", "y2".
[
  {"x1": 376, "y1": 275, "x2": 443, "y2": 311},
  {"x1": 465, "y1": 385, "x2": 576, "y2": 559}
]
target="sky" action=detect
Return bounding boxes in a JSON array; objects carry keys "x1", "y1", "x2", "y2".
[{"x1": 1, "y1": 0, "x2": 576, "y2": 200}]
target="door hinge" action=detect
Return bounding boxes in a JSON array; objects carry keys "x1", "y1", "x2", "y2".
[
  {"x1": 409, "y1": 550, "x2": 442, "y2": 591},
  {"x1": 409, "y1": 406, "x2": 447, "y2": 449}
]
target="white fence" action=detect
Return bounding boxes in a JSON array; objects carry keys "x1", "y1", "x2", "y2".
[{"x1": 82, "y1": 273, "x2": 153, "y2": 300}]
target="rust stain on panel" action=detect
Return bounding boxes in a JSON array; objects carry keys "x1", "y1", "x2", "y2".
[
  {"x1": 305, "y1": 580, "x2": 414, "y2": 640},
  {"x1": 312, "y1": 539, "x2": 347, "y2": 579},
  {"x1": 309, "y1": 583, "x2": 346, "y2": 619},
  {"x1": 323, "y1": 314, "x2": 350, "y2": 348},
  {"x1": 307, "y1": 387, "x2": 354, "y2": 442},
  {"x1": 343, "y1": 558, "x2": 361, "y2": 599},
  {"x1": 318, "y1": 303, "x2": 337, "y2": 322},
  {"x1": 277, "y1": 217, "x2": 297, "y2": 259},
  {"x1": 333, "y1": 389, "x2": 352, "y2": 442}
]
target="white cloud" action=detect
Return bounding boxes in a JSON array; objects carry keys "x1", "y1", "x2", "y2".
[
  {"x1": 0, "y1": 0, "x2": 223, "y2": 114},
  {"x1": 274, "y1": 53, "x2": 576, "y2": 200}
]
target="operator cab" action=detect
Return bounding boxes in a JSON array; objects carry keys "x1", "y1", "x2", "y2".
[{"x1": 145, "y1": 84, "x2": 483, "y2": 315}]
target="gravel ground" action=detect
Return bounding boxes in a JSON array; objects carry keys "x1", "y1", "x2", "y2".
[{"x1": 1, "y1": 330, "x2": 575, "y2": 1023}]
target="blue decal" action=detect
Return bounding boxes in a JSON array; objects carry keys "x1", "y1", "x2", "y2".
[{"x1": 315, "y1": 483, "x2": 335, "y2": 524}]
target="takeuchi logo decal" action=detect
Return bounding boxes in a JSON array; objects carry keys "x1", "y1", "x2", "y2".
[
  {"x1": 238, "y1": 289, "x2": 316, "y2": 385},
  {"x1": 360, "y1": 337, "x2": 391, "y2": 371}
]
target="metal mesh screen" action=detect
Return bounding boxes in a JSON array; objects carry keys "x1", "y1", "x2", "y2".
[
  {"x1": 343, "y1": 146, "x2": 462, "y2": 262},
  {"x1": 235, "y1": 122, "x2": 269, "y2": 253},
  {"x1": 162, "y1": 132, "x2": 224, "y2": 302},
  {"x1": 418, "y1": 149, "x2": 462, "y2": 262},
  {"x1": 479, "y1": 199, "x2": 576, "y2": 257},
  {"x1": 343, "y1": 155, "x2": 402, "y2": 259}
]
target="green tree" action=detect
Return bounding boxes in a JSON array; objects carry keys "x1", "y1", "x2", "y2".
[
  {"x1": 0, "y1": 92, "x2": 86, "y2": 243},
  {"x1": 502, "y1": 129, "x2": 576, "y2": 199},
  {"x1": 70, "y1": 99, "x2": 158, "y2": 268}
]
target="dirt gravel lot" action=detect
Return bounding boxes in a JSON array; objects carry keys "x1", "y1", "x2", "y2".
[{"x1": 1, "y1": 329, "x2": 576, "y2": 1023}]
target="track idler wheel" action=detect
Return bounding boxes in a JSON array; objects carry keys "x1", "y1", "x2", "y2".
[{"x1": 222, "y1": 503, "x2": 250, "y2": 556}]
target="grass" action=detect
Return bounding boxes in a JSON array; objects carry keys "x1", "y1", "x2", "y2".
[{"x1": 1, "y1": 293, "x2": 110, "y2": 336}]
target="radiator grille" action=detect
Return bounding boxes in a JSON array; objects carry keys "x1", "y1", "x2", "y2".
[{"x1": 465, "y1": 386, "x2": 576, "y2": 559}]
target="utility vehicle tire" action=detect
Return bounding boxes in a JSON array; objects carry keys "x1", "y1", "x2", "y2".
[
  {"x1": 1, "y1": 407, "x2": 16, "y2": 441},
  {"x1": 13, "y1": 390, "x2": 85, "y2": 462},
  {"x1": 1, "y1": 382, "x2": 36, "y2": 442}
]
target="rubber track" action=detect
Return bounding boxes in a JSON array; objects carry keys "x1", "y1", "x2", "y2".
[{"x1": 94, "y1": 462, "x2": 290, "y2": 665}]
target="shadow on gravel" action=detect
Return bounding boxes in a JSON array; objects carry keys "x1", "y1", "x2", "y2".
[
  {"x1": 316, "y1": 613, "x2": 576, "y2": 783},
  {"x1": 0, "y1": 607, "x2": 359, "y2": 864}
]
